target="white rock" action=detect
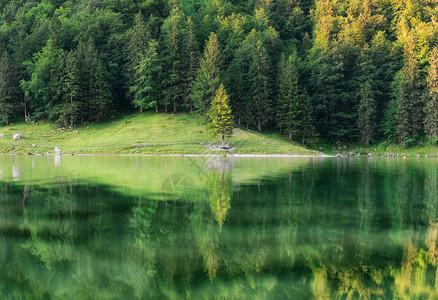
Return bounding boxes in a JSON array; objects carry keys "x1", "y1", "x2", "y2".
[
  {"x1": 54, "y1": 147, "x2": 61, "y2": 153},
  {"x1": 13, "y1": 133, "x2": 22, "y2": 140},
  {"x1": 0, "y1": 134, "x2": 4, "y2": 137}
]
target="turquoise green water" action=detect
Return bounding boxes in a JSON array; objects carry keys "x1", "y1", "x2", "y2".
[{"x1": 0, "y1": 155, "x2": 438, "y2": 299}]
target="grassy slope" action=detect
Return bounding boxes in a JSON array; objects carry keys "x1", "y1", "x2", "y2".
[{"x1": 0, "y1": 112, "x2": 316, "y2": 155}]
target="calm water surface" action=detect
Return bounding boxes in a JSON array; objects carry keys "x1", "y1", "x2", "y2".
[{"x1": 0, "y1": 155, "x2": 437, "y2": 299}]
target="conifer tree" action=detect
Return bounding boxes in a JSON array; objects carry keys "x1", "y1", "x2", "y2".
[
  {"x1": 161, "y1": 5, "x2": 191, "y2": 113},
  {"x1": 130, "y1": 40, "x2": 161, "y2": 113},
  {"x1": 395, "y1": 43, "x2": 423, "y2": 147},
  {"x1": 357, "y1": 80, "x2": 377, "y2": 145},
  {"x1": 53, "y1": 51, "x2": 81, "y2": 126},
  {"x1": 301, "y1": 89, "x2": 315, "y2": 144},
  {"x1": 208, "y1": 84, "x2": 233, "y2": 147},
  {"x1": 182, "y1": 17, "x2": 199, "y2": 111},
  {"x1": 192, "y1": 32, "x2": 222, "y2": 113},
  {"x1": 83, "y1": 38, "x2": 111, "y2": 122},
  {"x1": 126, "y1": 12, "x2": 150, "y2": 109},
  {"x1": 249, "y1": 40, "x2": 271, "y2": 131},
  {"x1": 277, "y1": 54, "x2": 301, "y2": 140},
  {"x1": 0, "y1": 50, "x2": 18, "y2": 125},
  {"x1": 425, "y1": 47, "x2": 438, "y2": 141}
]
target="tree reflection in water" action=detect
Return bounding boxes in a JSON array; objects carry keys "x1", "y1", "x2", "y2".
[{"x1": 0, "y1": 157, "x2": 437, "y2": 298}]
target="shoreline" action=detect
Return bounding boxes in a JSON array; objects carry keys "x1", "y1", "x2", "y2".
[
  {"x1": 0, "y1": 152, "x2": 436, "y2": 158},
  {"x1": 0, "y1": 152, "x2": 333, "y2": 158}
]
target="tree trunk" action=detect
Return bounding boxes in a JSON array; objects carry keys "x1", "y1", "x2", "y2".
[
  {"x1": 155, "y1": 104, "x2": 158, "y2": 113},
  {"x1": 257, "y1": 120, "x2": 261, "y2": 131},
  {"x1": 140, "y1": 106, "x2": 143, "y2": 113},
  {"x1": 165, "y1": 104, "x2": 168, "y2": 113},
  {"x1": 173, "y1": 101, "x2": 177, "y2": 113},
  {"x1": 222, "y1": 134, "x2": 225, "y2": 147},
  {"x1": 289, "y1": 132, "x2": 292, "y2": 140}
]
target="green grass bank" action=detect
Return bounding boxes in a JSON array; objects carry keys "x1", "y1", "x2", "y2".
[{"x1": 0, "y1": 112, "x2": 318, "y2": 155}]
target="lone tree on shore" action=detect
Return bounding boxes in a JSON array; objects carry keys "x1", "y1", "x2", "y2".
[{"x1": 208, "y1": 84, "x2": 233, "y2": 147}]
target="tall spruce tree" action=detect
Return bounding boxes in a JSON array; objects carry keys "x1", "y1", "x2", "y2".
[
  {"x1": 357, "y1": 80, "x2": 377, "y2": 145},
  {"x1": 52, "y1": 51, "x2": 81, "y2": 126},
  {"x1": 183, "y1": 17, "x2": 199, "y2": 111},
  {"x1": 191, "y1": 32, "x2": 222, "y2": 113},
  {"x1": 208, "y1": 83, "x2": 233, "y2": 147},
  {"x1": 301, "y1": 89, "x2": 315, "y2": 144},
  {"x1": 82, "y1": 38, "x2": 111, "y2": 122},
  {"x1": 130, "y1": 40, "x2": 161, "y2": 113},
  {"x1": 126, "y1": 12, "x2": 150, "y2": 111},
  {"x1": 395, "y1": 43, "x2": 423, "y2": 147},
  {"x1": 249, "y1": 40, "x2": 271, "y2": 131},
  {"x1": 0, "y1": 50, "x2": 18, "y2": 125},
  {"x1": 161, "y1": 5, "x2": 189, "y2": 113},
  {"x1": 425, "y1": 47, "x2": 438, "y2": 141},
  {"x1": 277, "y1": 54, "x2": 301, "y2": 140}
]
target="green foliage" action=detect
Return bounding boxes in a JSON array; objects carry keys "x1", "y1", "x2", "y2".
[
  {"x1": 277, "y1": 54, "x2": 301, "y2": 140},
  {"x1": 191, "y1": 32, "x2": 222, "y2": 113},
  {"x1": 248, "y1": 37, "x2": 271, "y2": 131},
  {"x1": 425, "y1": 47, "x2": 438, "y2": 140},
  {"x1": 357, "y1": 81, "x2": 377, "y2": 145},
  {"x1": 0, "y1": 50, "x2": 18, "y2": 124},
  {"x1": 130, "y1": 40, "x2": 162, "y2": 113},
  {"x1": 0, "y1": 0, "x2": 436, "y2": 145},
  {"x1": 207, "y1": 83, "x2": 233, "y2": 146}
]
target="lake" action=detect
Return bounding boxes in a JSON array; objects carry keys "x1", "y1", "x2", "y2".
[{"x1": 0, "y1": 155, "x2": 437, "y2": 299}]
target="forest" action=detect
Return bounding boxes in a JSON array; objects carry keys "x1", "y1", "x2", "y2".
[{"x1": 0, "y1": 0, "x2": 437, "y2": 146}]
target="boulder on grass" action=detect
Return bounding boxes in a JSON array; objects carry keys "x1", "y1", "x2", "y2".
[{"x1": 13, "y1": 133, "x2": 23, "y2": 140}]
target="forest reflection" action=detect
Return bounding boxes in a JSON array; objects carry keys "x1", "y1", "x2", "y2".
[{"x1": 0, "y1": 157, "x2": 437, "y2": 299}]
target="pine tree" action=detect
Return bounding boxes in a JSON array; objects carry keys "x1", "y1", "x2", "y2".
[
  {"x1": 0, "y1": 50, "x2": 18, "y2": 125},
  {"x1": 83, "y1": 38, "x2": 111, "y2": 122},
  {"x1": 357, "y1": 80, "x2": 377, "y2": 145},
  {"x1": 161, "y1": 4, "x2": 191, "y2": 113},
  {"x1": 395, "y1": 43, "x2": 423, "y2": 147},
  {"x1": 208, "y1": 84, "x2": 234, "y2": 147},
  {"x1": 126, "y1": 12, "x2": 150, "y2": 110},
  {"x1": 301, "y1": 89, "x2": 315, "y2": 145},
  {"x1": 277, "y1": 54, "x2": 301, "y2": 140},
  {"x1": 52, "y1": 51, "x2": 81, "y2": 126},
  {"x1": 425, "y1": 47, "x2": 438, "y2": 141},
  {"x1": 249, "y1": 40, "x2": 271, "y2": 131},
  {"x1": 191, "y1": 32, "x2": 222, "y2": 113},
  {"x1": 182, "y1": 17, "x2": 199, "y2": 111},
  {"x1": 130, "y1": 40, "x2": 161, "y2": 113}
]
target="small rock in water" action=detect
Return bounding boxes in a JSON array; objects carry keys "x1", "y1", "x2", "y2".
[{"x1": 27, "y1": 152, "x2": 33, "y2": 155}]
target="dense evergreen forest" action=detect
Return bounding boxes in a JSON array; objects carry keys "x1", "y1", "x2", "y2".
[{"x1": 0, "y1": 0, "x2": 437, "y2": 146}]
